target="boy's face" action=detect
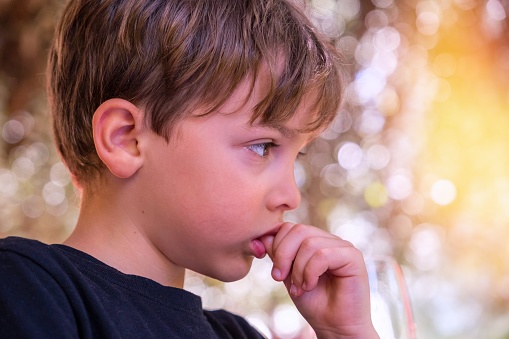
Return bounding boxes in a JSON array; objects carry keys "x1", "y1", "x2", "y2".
[{"x1": 136, "y1": 74, "x2": 320, "y2": 282}]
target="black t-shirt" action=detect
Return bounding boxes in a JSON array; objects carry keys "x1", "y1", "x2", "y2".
[{"x1": 0, "y1": 237, "x2": 265, "y2": 338}]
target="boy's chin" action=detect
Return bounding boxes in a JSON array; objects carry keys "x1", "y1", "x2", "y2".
[{"x1": 197, "y1": 259, "x2": 253, "y2": 283}]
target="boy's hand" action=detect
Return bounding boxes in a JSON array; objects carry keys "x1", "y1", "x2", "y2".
[{"x1": 259, "y1": 222, "x2": 379, "y2": 339}]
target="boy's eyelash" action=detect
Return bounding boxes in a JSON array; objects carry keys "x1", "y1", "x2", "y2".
[
  {"x1": 297, "y1": 150, "x2": 307, "y2": 158},
  {"x1": 246, "y1": 142, "x2": 278, "y2": 158},
  {"x1": 246, "y1": 142, "x2": 308, "y2": 159}
]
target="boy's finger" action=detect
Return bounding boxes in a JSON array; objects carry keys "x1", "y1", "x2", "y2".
[
  {"x1": 303, "y1": 241, "x2": 363, "y2": 292},
  {"x1": 259, "y1": 234, "x2": 289, "y2": 282},
  {"x1": 258, "y1": 234, "x2": 274, "y2": 259},
  {"x1": 260, "y1": 223, "x2": 299, "y2": 281},
  {"x1": 270, "y1": 223, "x2": 320, "y2": 282},
  {"x1": 258, "y1": 222, "x2": 295, "y2": 260},
  {"x1": 289, "y1": 236, "x2": 340, "y2": 291}
]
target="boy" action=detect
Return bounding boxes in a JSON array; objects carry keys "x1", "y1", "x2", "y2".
[{"x1": 0, "y1": 0, "x2": 379, "y2": 338}]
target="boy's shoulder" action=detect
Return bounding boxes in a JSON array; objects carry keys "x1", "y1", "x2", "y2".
[
  {"x1": 0, "y1": 236, "x2": 66, "y2": 270},
  {"x1": 0, "y1": 236, "x2": 79, "y2": 298},
  {"x1": 1, "y1": 235, "x2": 53, "y2": 253},
  {"x1": 0, "y1": 236, "x2": 56, "y2": 264},
  {"x1": 0, "y1": 236, "x2": 81, "y2": 336},
  {"x1": 0, "y1": 236, "x2": 100, "y2": 296}
]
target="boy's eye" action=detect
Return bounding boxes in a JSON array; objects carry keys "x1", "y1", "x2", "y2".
[
  {"x1": 246, "y1": 142, "x2": 278, "y2": 158},
  {"x1": 297, "y1": 148, "x2": 308, "y2": 159}
]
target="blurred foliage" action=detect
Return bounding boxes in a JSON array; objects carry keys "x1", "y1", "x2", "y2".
[
  {"x1": 2, "y1": 0, "x2": 509, "y2": 338},
  {"x1": 0, "y1": 0, "x2": 76, "y2": 241}
]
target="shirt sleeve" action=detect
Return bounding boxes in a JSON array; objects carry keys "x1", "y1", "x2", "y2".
[{"x1": 0, "y1": 249, "x2": 78, "y2": 339}]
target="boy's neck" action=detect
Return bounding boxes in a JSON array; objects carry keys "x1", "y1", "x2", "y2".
[{"x1": 63, "y1": 183, "x2": 186, "y2": 289}]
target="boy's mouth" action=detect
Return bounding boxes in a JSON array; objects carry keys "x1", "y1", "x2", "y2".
[{"x1": 250, "y1": 223, "x2": 283, "y2": 259}]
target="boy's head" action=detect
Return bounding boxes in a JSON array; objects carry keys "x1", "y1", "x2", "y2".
[{"x1": 47, "y1": 0, "x2": 344, "y2": 186}]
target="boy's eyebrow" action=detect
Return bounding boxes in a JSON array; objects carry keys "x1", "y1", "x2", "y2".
[
  {"x1": 276, "y1": 124, "x2": 323, "y2": 142},
  {"x1": 250, "y1": 123, "x2": 298, "y2": 139},
  {"x1": 252, "y1": 123, "x2": 320, "y2": 143},
  {"x1": 274, "y1": 125, "x2": 298, "y2": 139}
]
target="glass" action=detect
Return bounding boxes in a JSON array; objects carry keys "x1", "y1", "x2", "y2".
[{"x1": 366, "y1": 256, "x2": 416, "y2": 339}]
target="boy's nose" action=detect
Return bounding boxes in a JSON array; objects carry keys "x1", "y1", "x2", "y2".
[{"x1": 268, "y1": 170, "x2": 301, "y2": 212}]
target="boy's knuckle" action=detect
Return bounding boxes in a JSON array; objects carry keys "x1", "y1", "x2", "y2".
[
  {"x1": 291, "y1": 223, "x2": 308, "y2": 235},
  {"x1": 300, "y1": 237, "x2": 315, "y2": 251},
  {"x1": 341, "y1": 239, "x2": 355, "y2": 248}
]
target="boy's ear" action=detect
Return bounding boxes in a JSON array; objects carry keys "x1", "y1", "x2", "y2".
[{"x1": 92, "y1": 98, "x2": 145, "y2": 179}]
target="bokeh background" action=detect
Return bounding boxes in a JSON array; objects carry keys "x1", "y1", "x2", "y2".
[{"x1": 1, "y1": 0, "x2": 509, "y2": 338}]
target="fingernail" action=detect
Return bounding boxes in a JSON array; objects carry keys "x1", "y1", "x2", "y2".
[
  {"x1": 272, "y1": 267, "x2": 281, "y2": 280},
  {"x1": 290, "y1": 284, "x2": 298, "y2": 296}
]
